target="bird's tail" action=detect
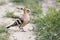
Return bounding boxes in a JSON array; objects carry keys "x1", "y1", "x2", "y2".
[{"x1": 7, "y1": 19, "x2": 22, "y2": 28}]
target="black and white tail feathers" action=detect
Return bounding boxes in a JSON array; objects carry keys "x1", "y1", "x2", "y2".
[{"x1": 7, "y1": 19, "x2": 23, "y2": 28}]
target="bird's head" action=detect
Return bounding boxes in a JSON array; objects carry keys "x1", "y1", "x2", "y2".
[{"x1": 16, "y1": 7, "x2": 31, "y2": 14}]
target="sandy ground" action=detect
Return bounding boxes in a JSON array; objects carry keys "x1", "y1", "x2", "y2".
[{"x1": 8, "y1": 23, "x2": 36, "y2": 40}]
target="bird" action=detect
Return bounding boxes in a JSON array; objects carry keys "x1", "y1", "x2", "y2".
[{"x1": 7, "y1": 7, "x2": 31, "y2": 32}]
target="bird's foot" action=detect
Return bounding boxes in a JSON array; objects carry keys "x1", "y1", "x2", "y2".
[{"x1": 20, "y1": 28, "x2": 26, "y2": 32}]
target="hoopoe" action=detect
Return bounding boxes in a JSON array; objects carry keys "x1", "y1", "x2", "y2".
[{"x1": 7, "y1": 7, "x2": 31, "y2": 31}]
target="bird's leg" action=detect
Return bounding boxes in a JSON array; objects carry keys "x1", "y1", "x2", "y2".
[{"x1": 19, "y1": 23, "x2": 26, "y2": 32}]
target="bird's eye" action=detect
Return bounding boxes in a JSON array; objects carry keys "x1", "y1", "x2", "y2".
[{"x1": 20, "y1": 8, "x2": 23, "y2": 10}]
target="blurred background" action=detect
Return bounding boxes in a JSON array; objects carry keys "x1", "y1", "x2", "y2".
[{"x1": 0, "y1": 0, "x2": 60, "y2": 40}]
